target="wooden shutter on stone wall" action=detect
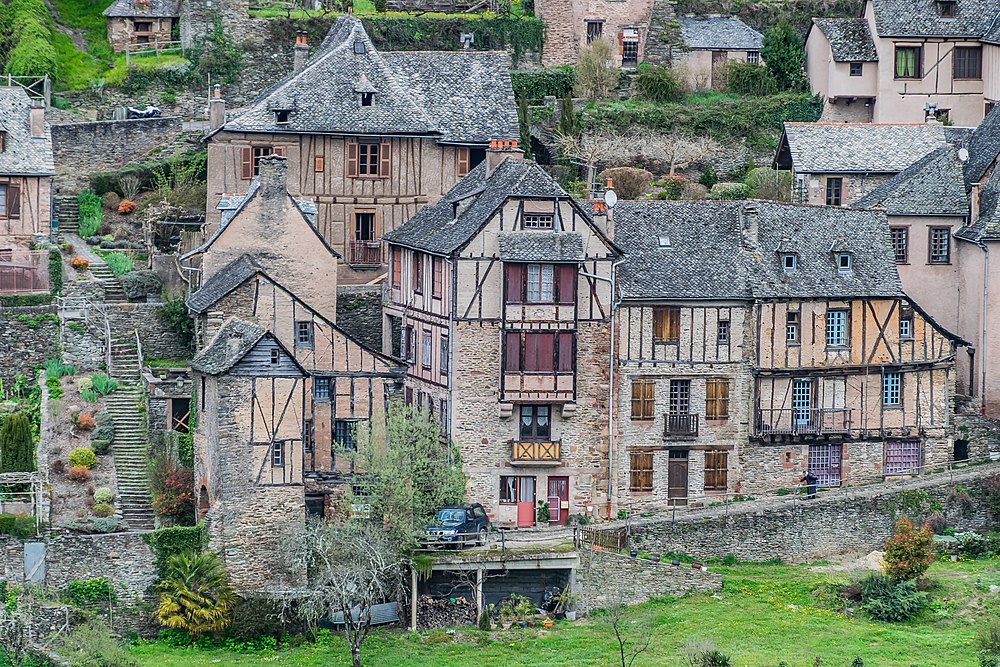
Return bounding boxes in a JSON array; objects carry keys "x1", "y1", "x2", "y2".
[
  {"x1": 704, "y1": 450, "x2": 728, "y2": 491},
  {"x1": 240, "y1": 147, "x2": 253, "y2": 180},
  {"x1": 630, "y1": 451, "x2": 653, "y2": 492},
  {"x1": 6, "y1": 186, "x2": 19, "y2": 219},
  {"x1": 379, "y1": 142, "x2": 392, "y2": 178},
  {"x1": 347, "y1": 141, "x2": 359, "y2": 177}
]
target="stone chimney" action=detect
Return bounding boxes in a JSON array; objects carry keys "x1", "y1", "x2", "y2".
[
  {"x1": 258, "y1": 154, "x2": 289, "y2": 200},
  {"x1": 227, "y1": 328, "x2": 244, "y2": 359},
  {"x1": 209, "y1": 84, "x2": 226, "y2": 131},
  {"x1": 28, "y1": 105, "x2": 44, "y2": 138},
  {"x1": 486, "y1": 139, "x2": 523, "y2": 175},
  {"x1": 741, "y1": 201, "x2": 760, "y2": 250},
  {"x1": 293, "y1": 32, "x2": 309, "y2": 74},
  {"x1": 971, "y1": 183, "x2": 982, "y2": 224}
]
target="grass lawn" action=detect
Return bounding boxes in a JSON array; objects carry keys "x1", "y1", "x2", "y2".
[{"x1": 129, "y1": 559, "x2": 1000, "y2": 667}]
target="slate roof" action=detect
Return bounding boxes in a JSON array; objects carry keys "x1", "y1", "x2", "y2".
[
  {"x1": 853, "y1": 147, "x2": 969, "y2": 216},
  {"x1": 186, "y1": 255, "x2": 264, "y2": 314},
  {"x1": 0, "y1": 88, "x2": 54, "y2": 176},
  {"x1": 498, "y1": 232, "x2": 584, "y2": 262},
  {"x1": 613, "y1": 200, "x2": 903, "y2": 301},
  {"x1": 959, "y1": 169, "x2": 1000, "y2": 241},
  {"x1": 677, "y1": 15, "x2": 763, "y2": 50},
  {"x1": 102, "y1": 0, "x2": 178, "y2": 17},
  {"x1": 812, "y1": 18, "x2": 879, "y2": 61},
  {"x1": 778, "y1": 122, "x2": 954, "y2": 173},
  {"x1": 221, "y1": 16, "x2": 518, "y2": 144},
  {"x1": 190, "y1": 319, "x2": 267, "y2": 375},
  {"x1": 963, "y1": 105, "x2": 1000, "y2": 187},
  {"x1": 869, "y1": 0, "x2": 998, "y2": 37}
]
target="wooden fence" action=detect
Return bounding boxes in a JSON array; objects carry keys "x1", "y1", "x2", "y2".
[
  {"x1": 0, "y1": 250, "x2": 49, "y2": 295},
  {"x1": 1, "y1": 75, "x2": 50, "y2": 107},
  {"x1": 124, "y1": 40, "x2": 184, "y2": 65}
]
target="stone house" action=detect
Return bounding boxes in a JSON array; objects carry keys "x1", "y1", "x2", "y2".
[
  {"x1": 674, "y1": 15, "x2": 764, "y2": 91},
  {"x1": 102, "y1": 0, "x2": 178, "y2": 53},
  {"x1": 185, "y1": 157, "x2": 404, "y2": 591},
  {"x1": 773, "y1": 121, "x2": 964, "y2": 206},
  {"x1": 203, "y1": 16, "x2": 519, "y2": 285},
  {"x1": 534, "y1": 0, "x2": 654, "y2": 67},
  {"x1": 805, "y1": 0, "x2": 1000, "y2": 126},
  {"x1": 611, "y1": 200, "x2": 962, "y2": 510},
  {"x1": 382, "y1": 146, "x2": 620, "y2": 527}
]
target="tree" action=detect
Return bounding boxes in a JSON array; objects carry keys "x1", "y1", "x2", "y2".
[
  {"x1": 606, "y1": 591, "x2": 651, "y2": 667},
  {"x1": 574, "y1": 39, "x2": 619, "y2": 101},
  {"x1": 559, "y1": 92, "x2": 578, "y2": 137},
  {"x1": 639, "y1": 132, "x2": 724, "y2": 176},
  {"x1": 883, "y1": 517, "x2": 935, "y2": 582},
  {"x1": 555, "y1": 130, "x2": 632, "y2": 195},
  {"x1": 0, "y1": 590, "x2": 31, "y2": 667},
  {"x1": 761, "y1": 20, "x2": 806, "y2": 91},
  {"x1": 516, "y1": 96, "x2": 534, "y2": 160},
  {"x1": 743, "y1": 167, "x2": 792, "y2": 201},
  {"x1": 351, "y1": 401, "x2": 465, "y2": 550},
  {"x1": 288, "y1": 520, "x2": 403, "y2": 667},
  {"x1": 0, "y1": 412, "x2": 34, "y2": 473},
  {"x1": 153, "y1": 550, "x2": 237, "y2": 636}
]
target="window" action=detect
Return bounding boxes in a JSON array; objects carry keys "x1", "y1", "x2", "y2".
[
  {"x1": 455, "y1": 147, "x2": 485, "y2": 177},
  {"x1": 274, "y1": 109, "x2": 291, "y2": 125},
  {"x1": 717, "y1": 320, "x2": 730, "y2": 344},
  {"x1": 402, "y1": 326, "x2": 415, "y2": 363},
  {"x1": 168, "y1": 398, "x2": 190, "y2": 433},
  {"x1": 504, "y1": 331, "x2": 574, "y2": 373},
  {"x1": 0, "y1": 185, "x2": 19, "y2": 218},
  {"x1": 704, "y1": 450, "x2": 728, "y2": 492},
  {"x1": 783, "y1": 254, "x2": 797, "y2": 273},
  {"x1": 432, "y1": 257, "x2": 443, "y2": 298},
  {"x1": 421, "y1": 331, "x2": 432, "y2": 369},
  {"x1": 347, "y1": 140, "x2": 391, "y2": 178},
  {"x1": 837, "y1": 253, "x2": 852, "y2": 273},
  {"x1": 826, "y1": 309, "x2": 848, "y2": 346},
  {"x1": 653, "y1": 307, "x2": 680, "y2": 343},
  {"x1": 315, "y1": 156, "x2": 325, "y2": 173},
  {"x1": 313, "y1": 377, "x2": 330, "y2": 400},
  {"x1": 519, "y1": 405, "x2": 551, "y2": 440},
  {"x1": 621, "y1": 29, "x2": 639, "y2": 67},
  {"x1": 353, "y1": 40, "x2": 366, "y2": 53},
  {"x1": 885, "y1": 440, "x2": 922, "y2": 475},
  {"x1": 825, "y1": 177, "x2": 843, "y2": 206},
  {"x1": 882, "y1": 371, "x2": 901, "y2": 406},
  {"x1": 505, "y1": 263, "x2": 576, "y2": 305},
  {"x1": 354, "y1": 210, "x2": 376, "y2": 242},
  {"x1": 303, "y1": 419, "x2": 313, "y2": 454},
  {"x1": 705, "y1": 378, "x2": 730, "y2": 420},
  {"x1": 295, "y1": 321, "x2": 313, "y2": 348},
  {"x1": 358, "y1": 142, "x2": 379, "y2": 176},
  {"x1": 500, "y1": 476, "x2": 535, "y2": 504},
  {"x1": 271, "y1": 441, "x2": 284, "y2": 467},
  {"x1": 894, "y1": 46, "x2": 922, "y2": 78},
  {"x1": 630, "y1": 379, "x2": 655, "y2": 419},
  {"x1": 747, "y1": 50, "x2": 760, "y2": 64},
  {"x1": 889, "y1": 227, "x2": 909, "y2": 264},
  {"x1": 334, "y1": 419, "x2": 358, "y2": 450},
  {"x1": 629, "y1": 451, "x2": 653, "y2": 492},
  {"x1": 391, "y1": 250, "x2": 401, "y2": 288},
  {"x1": 440, "y1": 335, "x2": 449, "y2": 376},
  {"x1": 526, "y1": 264, "x2": 554, "y2": 302},
  {"x1": 929, "y1": 227, "x2": 951, "y2": 264},
  {"x1": 850, "y1": 62, "x2": 863, "y2": 76},
  {"x1": 361, "y1": 92, "x2": 374, "y2": 107},
  {"x1": 937, "y1": 0, "x2": 956, "y2": 17},
  {"x1": 900, "y1": 307, "x2": 913, "y2": 339},
  {"x1": 270, "y1": 349, "x2": 280, "y2": 365},
  {"x1": 439, "y1": 399, "x2": 449, "y2": 435},
  {"x1": 954, "y1": 46, "x2": 982, "y2": 79},
  {"x1": 786, "y1": 311, "x2": 800, "y2": 343},
  {"x1": 0, "y1": 132, "x2": 5, "y2": 152},
  {"x1": 523, "y1": 213, "x2": 554, "y2": 229},
  {"x1": 412, "y1": 253, "x2": 424, "y2": 293},
  {"x1": 669, "y1": 380, "x2": 691, "y2": 415},
  {"x1": 134, "y1": 20, "x2": 152, "y2": 31},
  {"x1": 586, "y1": 20, "x2": 603, "y2": 44}
]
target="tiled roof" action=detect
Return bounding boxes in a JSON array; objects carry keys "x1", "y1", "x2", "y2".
[
  {"x1": 186, "y1": 255, "x2": 264, "y2": 314},
  {"x1": 0, "y1": 88, "x2": 54, "y2": 176},
  {"x1": 869, "y1": 0, "x2": 997, "y2": 37},
  {"x1": 812, "y1": 18, "x2": 878, "y2": 61},
  {"x1": 102, "y1": 0, "x2": 178, "y2": 16},
  {"x1": 677, "y1": 15, "x2": 763, "y2": 50},
  {"x1": 853, "y1": 147, "x2": 969, "y2": 216},
  {"x1": 779, "y1": 122, "x2": 953, "y2": 173},
  {"x1": 190, "y1": 318, "x2": 267, "y2": 375},
  {"x1": 498, "y1": 232, "x2": 584, "y2": 262},
  {"x1": 959, "y1": 169, "x2": 1000, "y2": 241},
  {"x1": 964, "y1": 105, "x2": 1000, "y2": 187},
  {"x1": 222, "y1": 16, "x2": 517, "y2": 144}
]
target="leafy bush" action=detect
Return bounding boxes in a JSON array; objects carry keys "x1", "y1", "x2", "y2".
[
  {"x1": 101, "y1": 252, "x2": 134, "y2": 277},
  {"x1": 761, "y1": 20, "x2": 806, "y2": 91},
  {"x1": 699, "y1": 165, "x2": 718, "y2": 189},
  {"x1": 956, "y1": 531, "x2": 988, "y2": 557},
  {"x1": 3, "y1": 0, "x2": 57, "y2": 79},
  {"x1": 710, "y1": 182, "x2": 752, "y2": 200},
  {"x1": 49, "y1": 247, "x2": 63, "y2": 296},
  {"x1": 44, "y1": 358, "x2": 76, "y2": 378},
  {"x1": 727, "y1": 62, "x2": 778, "y2": 96},
  {"x1": 511, "y1": 67, "x2": 574, "y2": 103},
  {"x1": 92, "y1": 503, "x2": 115, "y2": 518},
  {"x1": 102, "y1": 191, "x2": 121, "y2": 210},
  {"x1": 0, "y1": 412, "x2": 35, "y2": 473},
  {"x1": 91, "y1": 439, "x2": 111, "y2": 455},
  {"x1": 69, "y1": 447, "x2": 96, "y2": 468},
  {"x1": 978, "y1": 618, "x2": 1000, "y2": 656},
  {"x1": 144, "y1": 524, "x2": 207, "y2": 576},
  {"x1": 91, "y1": 373, "x2": 118, "y2": 396},
  {"x1": 149, "y1": 454, "x2": 195, "y2": 523},
  {"x1": 634, "y1": 63, "x2": 684, "y2": 103},
  {"x1": 70, "y1": 257, "x2": 90, "y2": 271},
  {"x1": 117, "y1": 200, "x2": 136, "y2": 215},
  {"x1": 159, "y1": 293, "x2": 195, "y2": 351},
  {"x1": 66, "y1": 578, "x2": 117, "y2": 606},
  {"x1": 92, "y1": 415, "x2": 114, "y2": 445},
  {"x1": 743, "y1": 167, "x2": 792, "y2": 201},
  {"x1": 574, "y1": 39, "x2": 619, "y2": 101},
  {"x1": 860, "y1": 573, "x2": 926, "y2": 622},
  {"x1": 67, "y1": 465, "x2": 90, "y2": 482},
  {"x1": 94, "y1": 487, "x2": 113, "y2": 504},
  {"x1": 659, "y1": 174, "x2": 687, "y2": 200},
  {"x1": 598, "y1": 167, "x2": 653, "y2": 200},
  {"x1": 121, "y1": 270, "x2": 162, "y2": 300},
  {"x1": 77, "y1": 191, "x2": 103, "y2": 238},
  {"x1": 51, "y1": 619, "x2": 137, "y2": 667},
  {"x1": 60, "y1": 516, "x2": 128, "y2": 534},
  {"x1": 884, "y1": 517, "x2": 935, "y2": 582},
  {"x1": 154, "y1": 550, "x2": 237, "y2": 637},
  {"x1": 75, "y1": 413, "x2": 95, "y2": 430},
  {"x1": 0, "y1": 513, "x2": 36, "y2": 539}
]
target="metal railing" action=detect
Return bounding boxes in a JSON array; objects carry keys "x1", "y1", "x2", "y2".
[
  {"x1": 664, "y1": 413, "x2": 699, "y2": 437},
  {"x1": 510, "y1": 439, "x2": 561, "y2": 463},
  {"x1": 415, "y1": 528, "x2": 505, "y2": 552},
  {"x1": 124, "y1": 40, "x2": 184, "y2": 65},
  {"x1": 1, "y1": 74, "x2": 50, "y2": 106},
  {"x1": 755, "y1": 408, "x2": 852, "y2": 436},
  {"x1": 348, "y1": 240, "x2": 383, "y2": 267}
]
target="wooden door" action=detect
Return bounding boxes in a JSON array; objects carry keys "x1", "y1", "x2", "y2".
[
  {"x1": 547, "y1": 476, "x2": 569, "y2": 525},
  {"x1": 704, "y1": 450, "x2": 728, "y2": 493},
  {"x1": 808, "y1": 444, "x2": 842, "y2": 488},
  {"x1": 667, "y1": 451, "x2": 688, "y2": 506},
  {"x1": 516, "y1": 476, "x2": 536, "y2": 527}
]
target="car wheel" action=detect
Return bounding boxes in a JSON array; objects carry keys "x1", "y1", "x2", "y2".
[{"x1": 478, "y1": 527, "x2": 487, "y2": 546}]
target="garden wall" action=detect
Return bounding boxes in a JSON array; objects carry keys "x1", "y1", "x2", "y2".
[
  {"x1": 623, "y1": 463, "x2": 999, "y2": 563},
  {"x1": 45, "y1": 532, "x2": 156, "y2": 597},
  {"x1": 0, "y1": 307, "x2": 60, "y2": 383}
]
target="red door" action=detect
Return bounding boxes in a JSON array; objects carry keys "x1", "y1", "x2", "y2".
[
  {"x1": 547, "y1": 476, "x2": 569, "y2": 525},
  {"x1": 516, "y1": 476, "x2": 536, "y2": 527}
]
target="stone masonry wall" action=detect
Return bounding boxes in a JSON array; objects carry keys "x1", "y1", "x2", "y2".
[
  {"x1": 336, "y1": 285, "x2": 384, "y2": 353},
  {"x1": 50, "y1": 118, "x2": 184, "y2": 193},
  {"x1": 107, "y1": 303, "x2": 190, "y2": 360},
  {"x1": 0, "y1": 307, "x2": 60, "y2": 383},
  {"x1": 800, "y1": 172, "x2": 893, "y2": 207}
]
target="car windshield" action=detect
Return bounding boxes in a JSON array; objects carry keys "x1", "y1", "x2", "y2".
[{"x1": 436, "y1": 509, "x2": 466, "y2": 523}]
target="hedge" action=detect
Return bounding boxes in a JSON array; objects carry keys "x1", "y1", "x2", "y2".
[
  {"x1": 511, "y1": 67, "x2": 573, "y2": 103},
  {"x1": 0, "y1": 513, "x2": 36, "y2": 539},
  {"x1": 2, "y1": 0, "x2": 57, "y2": 79},
  {"x1": 144, "y1": 524, "x2": 207, "y2": 576},
  {"x1": 121, "y1": 270, "x2": 162, "y2": 300},
  {"x1": 48, "y1": 247, "x2": 62, "y2": 297}
]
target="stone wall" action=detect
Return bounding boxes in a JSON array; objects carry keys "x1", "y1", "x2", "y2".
[
  {"x1": 0, "y1": 307, "x2": 60, "y2": 383},
  {"x1": 46, "y1": 532, "x2": 157, "y2": 598},
  {"x1": 50, "y1": 118, "x2": 184, "y2": 193},
  {"x1": 576, "y1": 548, "x2": 722, "y2": 613},
  {"x1": 107, "y1": 303, "x2": 191, "y2": 360},
  {"x1": 622, "y1": 463, "x2": 998, "y2": 563},
  {"x1": 336, "y1": 285, "x2": 384, "y2": 352}
]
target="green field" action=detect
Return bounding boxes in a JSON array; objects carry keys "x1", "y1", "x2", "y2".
[{"x1": 129, "y1": 559, "x2": 999, "y2": 667}]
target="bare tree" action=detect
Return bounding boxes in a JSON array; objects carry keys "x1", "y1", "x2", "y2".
[
  {"x1": 287, "y1": 520, "x2": 404, "y2": 667},
  {"x1": 638, "y1": 132, "x2": 724, "y2": 175},
  {"x1": 555, "y1": 131, "x2": 633, "y2": 195},
  {"x1": 0, "y1": 592, "x2": 32, "y2": 667},
  {"x1": 606, "y1": 594, "x2": 651, "y2": 667},
  {"x1": 574, "y1": 39, "x2": 620, "y2": 101}
]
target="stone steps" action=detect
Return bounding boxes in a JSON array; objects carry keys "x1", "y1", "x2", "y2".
[
  {"x1": 90, "y1": 263, "x2": 126, "y2": 302},
  {"x1": 54, "y1": 195, "x2": 80, "y2": 236},
  {"x1": 106, "y1": 387, "x2": 154, "y2": 531}
]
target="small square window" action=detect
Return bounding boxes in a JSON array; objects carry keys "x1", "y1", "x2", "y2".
[
  {"x1": 717, "y1": 320, "x2": 730, "y2": 344},
  {"x1": 354, "y1": 40, "x2": 366, "y2": 54},
  {"x1": 938, "y1": 0, "x2": 956, "y2": 17},
  {"x1": 313, "y1": 377, "x2": 330, "y2": 400},
  {"x1": 850, "y1": 62, "x2": 863, "y2": 76},
  {"x1": 270, "y1": 349, "x2": 280, "y2": 365},
  {"x1": 747, "y1": 50, "x2": 760, "y2": 65},
  {"x1": 783, "y1": 254, "x2": 797, "y2": 273},
  {"x1": 361, "y1": 92, "x2": 374, "y2": 107},
  {"x1": 786, "y1": 311, "x2": 800, "y2": 343},
  {"x1": 899, "y1": 318, "x2": 912, "y2": 339},
  {"x1": 837, "y1": 253, "x2": 852, "y2": 273},
  {"x1": 295, "y1": 321, "x2": 314, "y2": 348},
  {"x1": 274, "y1": 109, "x2": 291, "y2": 124},
  {"x1": 271, "y1": 440, "x2": 284, "y2": 467}
]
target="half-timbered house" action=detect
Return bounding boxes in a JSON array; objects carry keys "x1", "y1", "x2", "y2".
[
  {"x1": 382, "y1": 145, "x2": 621, "y2": 527},
  {"x1": 0, "y1": 88, "x2": 53, "y2": 242},
  {"x1": 204, "y1": 15, "x2": 518, "y2": 284}
]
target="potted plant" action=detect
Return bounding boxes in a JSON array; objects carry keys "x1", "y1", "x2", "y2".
[{"x1": 536, "y1": 500, "x2": 550, "y2": 524}]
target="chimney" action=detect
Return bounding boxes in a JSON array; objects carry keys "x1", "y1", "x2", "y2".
[
  {"x1": 227, "y1": 329, "x2": 244, "y2": 359},
  {"x1": 258, "y1": 154, "x2": 288, "y2": 200},
  {"x1": 293, "y1": 31, "x2": 309, "y2": 74},
  {"x1": 209, "y1": 84, "x2": 226, "y2": 131},
  {"x1": 28, "y1": 105, "x2": 44, "y2": 138},
  {"x1": 741, "y1": 201, "x2": 759, "y2": 250},
  {"x1": 486, "y1": 138, "x2": 523, "y2": 175},
  {"x1": 971, "y1": 183, "x2": 982, "y2": 224}
]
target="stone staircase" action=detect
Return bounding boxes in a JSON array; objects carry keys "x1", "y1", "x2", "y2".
[
  {"x1": 54, "y1": 195, "x2": 80, "y2": 236},
  {"x1": 106, "y1": 386, "x2": 155, "y2": 531},
  {"x1": 109, "y1": 332, "x2": 141, "y2": 383},
  {"x1": 89, "y1": 261, "x2": 126, "y2": 302}
]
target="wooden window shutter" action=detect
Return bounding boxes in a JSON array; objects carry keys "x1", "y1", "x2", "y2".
[
  {"x1": 536, "y1": 333, "x2": 555, "y2": 372},
  {"x1": 7, "y1": 186, "x2": 19, "y2": 219},
  {"x1": 315, "y1": 156, "x2": 325, "y2": 173},
  {"x1": 556, "y1": 264, "x2": 576, "y2": 304},
  {"x1": 557, "y1": 332, "x2": 574, "y2": 372},
  {"x1": 456, "y1": 147, "x2": 470, "y2": 177},
  {"x1": 630, "y1": 452, "x2": 653, "y2": 491},
  {"x1": 668, "y1": 308, "x2": 680, "y2": 341},
  {"x1": 391, "y1": 249, "x2": 401, "y2": 287},
  {"x1": 379, "y1": 142, "x2": 392, "y2": 178},
  {"x1": 347, "y1": 141, "x2": 359, "y2": 177},
  {"x1": 273, "y1": 146, "x2": 285, "y2": 157},
  {"x1": 631, "y1": 380, "x2": 654, "y2": 419},
  {"x1": 505, "y1": 263, "x2": 524, "y2": 303},
  {"x1": 240, "y1": 147, "x2": 253, "y2": 180},
  {"x1": 504, "y1": 332, "x2": 521, "y2": 372}
]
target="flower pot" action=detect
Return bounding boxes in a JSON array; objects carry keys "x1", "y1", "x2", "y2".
[
  {"x1": 630, "y1": 550, "x2": 638, "y2": 558},
  {"x1": 565, "y1": 611, "x2": 577, "y2": 621},
  {"x1": 651, "y1": 555, "x2": 660, "y2": 562},
  {"x1": 950, "y1": 555, "x2": 958, "y2": 562},
  {"x1": 501, "y1": 621, "x2": 512, "y2": 630}
]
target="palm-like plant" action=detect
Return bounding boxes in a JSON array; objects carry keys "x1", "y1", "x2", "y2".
[{"x1": 153, "y1": 551, "x2": 236, "y2": 636}]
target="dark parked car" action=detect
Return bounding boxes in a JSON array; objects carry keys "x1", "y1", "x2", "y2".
[{"x1": 425, "y1": 503, "x2": 490, "y2": 547}]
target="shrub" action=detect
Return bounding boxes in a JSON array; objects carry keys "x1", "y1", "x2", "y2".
[
  {"x1": 144, "y1": 524, "x2": 208, "y2": 576},
  {"x1": 956, "y1": 531, "x2": 988, "y2": 557},
  {"x1": 0, "y1": 513, "x2": 36, "y2": 539},
  {"x1": 660, "y1": 174, "x2": 687, "y2": 200},
  {"x1": 51, "y1": 459, "x2": 65, "y2": 475},
  {"x1": 743, "y1": 167, "x2": 792, "y2": 201},
  {"x1": 92, "y1": 503, "x2": 115, "y2": 518},
  {"x1": 860, "y1": 573, "x2": 926, "y2": 622},
  {"x1": 91, "y1": 439, "x2": 112, "y2": 455},
  {"x1": 574, "y1": 39, "x2": 619, "y2": 101},
  {"x1": 67, "y1": 577, "x2": 117, "y2": 606},
  {"x1": 727, "y1": 62, "x2": 778, "y2": 96},
  {"x1": 149, "y1": 454, "x2": 195, "y2": 522},
  {"x1": 77, "y1": 191, "x2": 103, "y2": 238},
  {"x1": 0, "y1": 412, "x2": 35, "y2": 473},
  {"x1": 699, "y1": 165, "x2": 718, "y2": 189},
  {"x1": 49, "y1": 247, "x2": 63, "y2": 296},
  {"x1": 117, "y1": 174, "x2": 142, "y2": 201},
  {"x1": 121, "y1": 270, "x2": 162, "y2": 300},
  {"x1": 598, "y1": 167, "x2": 653, "y2": 200},
  {"x1": 61, "y1": 516, "x2": 128, "y2": 534},
  {"x1": 44, "y1": 358, "x2": 76, "y2": 378},
  {"x1": 154, "y1": 550, "x2": 237, "y2": 637},
  {"x1": 884, "y1": 517, "x2": 935, "y2": 582},
  {"x1": 511, "y1": 67, "x2": 574, "y2": 103},
  {"x1": 761, "y1": 20, "x2": 806, "y2": 91},
  {"x1": 710, "y1": 182, "x2": 752, "y2": 200},
  {"x1": 117, "y1": 200, "x2": 136, "y2": 215},
  {"x1": 68, "y1": 447, "x2": 97, "y2": 468},
  {"x1": 978, "y1": 618, "x2": 1000, "y2": 656},
  {"x1": 94, "y1": 487, "x2": 114, "y2": 504},
  {"x1": 92, "y1": 416, "x2": 114, "y2": 444},
  {"x1": 51, "y1": 620, "x2": 136, "y2": 667},
  {"x1": 80, "y1": 389, "x2": 98, "y2": 403},
  {"x1": 68, "y1": 465, "x2": 90, "y2": 482},
  {"x1": 91, "y1": 373, "x2": 118, "y2": 396},
  {"x1": 102, "y1": 252, "x2": 134, "y2": 277},
  {"x1": 159, "y1": 293, "x2": 195, "y2": 351},
  {"x1": 926, "y1": 509, "x2": 947, "y2": 534},
  {"x1": 102, "y1": 191, "x2": 121, "y2": 210},
  {"x1": 634, "y1": 63, "x2": 684, "y2": 103},
  {"x1": 75, "y1": 413, "x2": 95, "y2": 431},
  {"x1": 70, "y1": 257, "x2": 90, "y2": 271}
]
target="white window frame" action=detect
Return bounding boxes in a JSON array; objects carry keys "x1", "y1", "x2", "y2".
[
  {"x1": 783, "y1": 254, "x2": 796, "y2": 273},
  {"x1": 826, "y1": 310, "x2": 848, "y2": 347},
  {"x1": 421, "y1": 331, "x2": 432, "y2": 369},
  {"x1": 526, "y1": 263, "x2": 554, "y2": 303}
]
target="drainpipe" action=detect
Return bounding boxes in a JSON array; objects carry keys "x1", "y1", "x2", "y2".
[{"x1": 977, "y1": 239, "x2": 990, "y2": 415}]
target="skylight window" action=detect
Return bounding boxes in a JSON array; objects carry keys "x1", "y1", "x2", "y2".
[
  {"x1": 658, "y1": 236, "x2": 671, "y2": 248},
  {"x1": 837, "y1": 253, "x2": 853, "y2": 273},
  {"x1": 354, "y1": 40, "x2": 366, "y2": 54},
  {"x1": 782, "y1": 253, "x2": 796, "y2": 273}
]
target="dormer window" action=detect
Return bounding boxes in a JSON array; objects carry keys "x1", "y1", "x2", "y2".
[
  {"x1": 837, "y1": 253, "x2": 852, "y2": 273},
  {"x1": 354, "y1": 40, "x2": 366, "y2": 54},
  {"x1": 270, "y1": 349, "x2": 280, "y2": 365},
  {"x1": 937, "y1": 0, "x2": 956, "y2": 18},
  {"x1": 782, "y1": 253, "x2": 797, "y2": 273},
  {"x1": 274, "y1": 109, "x2": 291, "y2": 124},
  {"x1": 658, "y1": 236, "x2": 672, "y2": 248},
  {"x1": 361, "y1": 92, "x2": 374, "y2": 107}
]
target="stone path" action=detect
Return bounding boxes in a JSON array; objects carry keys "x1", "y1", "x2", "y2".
[
  {"x1": 64, "y1": 234, "x2": 126, "y2": 302},
  {"x1": 105, "y1": 386, "x2": 155, "y2": 531}
]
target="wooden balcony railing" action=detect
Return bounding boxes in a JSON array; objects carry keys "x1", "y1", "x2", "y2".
[
  {"x1": 509, "y1": 439, "x2": 562, "y2": 465},
  {"x1": 755, "y1": 408, "x2": 853, "y2": 436},
  {"x1": 663, "y1": 413, "x2": 698, "y2": 438},
  {"x1": 349, "y1": 240, "x2": 384, "y2": 267},
  {"x1": 0, "y1": 251, "x2": 49, "y2": 294}
]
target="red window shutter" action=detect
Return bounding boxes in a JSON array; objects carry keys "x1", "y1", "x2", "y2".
[
  {"x1": 379, "y1": 142, "x2": 392, "y2": 178},
  {"x1": 505, "y1": 332, "x2": 521, "y2": 372},
  {"x1": 533, "y1": 333, "x2": 554, "y2": 372},
  {"x1": 391, "y1": 249, "x2": 401, "y2": 287},
  {"x1": 523, "y1": 333, "x2": 539, "y2": 371},
  {"x1": 7, "y1": 186, "x2": 19, "y2": 219},
  {"x1": 240, "y1": 147, "x2": 253, "y2": 180},
  {"x1": 557, "y1": 332, "x2": 574, "y2": 372},
  {"x1": 557, "y1": 264, "x2": 576, "y2": 304},
  {"x1": 505, "y1": 263, "x2": 523, "y2": 303},
  {"x1": 347, "y1": 141, "x2": 359, "y2": 177}
]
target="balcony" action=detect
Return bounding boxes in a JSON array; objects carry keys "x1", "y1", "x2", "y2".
[
  {"x1": 0, "y1": 251, "x2": 49, "y2": 295},
  {"x1": 349, "y1": 240, "x2": 383, "y2": 267},
  {"x1": 509, "y1": 439, "x2": 562, "y2": 466},
  {"x1": 755, "y1": 408, "x2": 853, "y2": 437},
  {"x1": 663, "y1": 413, "x2": 698, "y2": 438}
]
